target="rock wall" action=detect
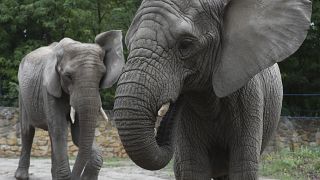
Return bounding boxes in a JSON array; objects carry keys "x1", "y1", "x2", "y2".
[
  {"x1": 266, "y1": 117, "x2": 320, "y2": 152},
  {"x1": 0, "y1": 107, "x2": 127, "y2": 158},
  {"x1": 0, "y1": 107, "x2": 319, "y2": 158}
]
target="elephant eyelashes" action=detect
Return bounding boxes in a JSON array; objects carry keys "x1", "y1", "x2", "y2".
[{"x1": 178, "y1": 38, "x2": 198, "y2": 59}]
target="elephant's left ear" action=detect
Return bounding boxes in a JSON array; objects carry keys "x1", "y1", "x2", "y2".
[
  {"x1": 95, "y1": 30, "x2": 125, "y2": 89},
  {"x1": 212, "y1": 0, "x2": 312, "y2": 97}
]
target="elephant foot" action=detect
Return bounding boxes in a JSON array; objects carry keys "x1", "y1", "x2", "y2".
[
  {"x1": 53, "y1": 173, "x2": 71, "y2": 180},
  {"x1": 52, "y1": 175, "x2": 71, "y2": 180},
  {"x1": 15, "y1": 167, "x2": 29, "y2": 180},
  {"x1": 81, "y1": 166, "x2": 99, "y2": 180},
  {"x1": 81, "y1": 150, "x2": 102, "y2": 180},
  {"x1": 81, "y1": 174, "x2": 98, "y2": 180}
]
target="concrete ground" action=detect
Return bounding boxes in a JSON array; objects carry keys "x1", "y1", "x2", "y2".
[
  {"x1": 0, "y1": 158, "x2": 276, "y2": 180},
  {"x1": 0, "y1": 158, "x2": 172, "y2": 180}
]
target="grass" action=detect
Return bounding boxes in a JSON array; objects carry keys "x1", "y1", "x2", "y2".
[{"x1": 260, "y1": 146, "x2": 320, "y2": 180}]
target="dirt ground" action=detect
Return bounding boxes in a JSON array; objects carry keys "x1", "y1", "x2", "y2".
[
  {"x1": 0, "y1": 158, "x2": 275, "y2": 180},
  {"x1": 0, "y1": 158, "x2": 173, "y2": 180}
]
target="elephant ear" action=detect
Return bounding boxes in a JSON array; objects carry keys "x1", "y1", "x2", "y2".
[
  {"x1": 212, "y1": 0, "x2": 312, "y2": 97},
  {"x1": 43, "y1": 46, "x2": 63, "y2": 98},
  {"x1": 95, "y1": 30, "x2": 125, "y2": 89}
]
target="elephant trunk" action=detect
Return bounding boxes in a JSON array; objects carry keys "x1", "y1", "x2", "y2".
[
  {"x1": 114, "y1": 69, "x2": 176, "y2": 170},
  {"x1": 71, "y1": 88, "x2": 101, "y2": 179}
]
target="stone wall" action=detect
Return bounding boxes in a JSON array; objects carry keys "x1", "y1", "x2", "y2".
[
  {"x1": 266, "y1": 116, "x2": 320, "y2": 152},
  {"x1": 0, "y1": 106, "x2": 319, "y2": 158},
  {"x1": 0, "y1": 107, "x2": 127, "y2": 158}
]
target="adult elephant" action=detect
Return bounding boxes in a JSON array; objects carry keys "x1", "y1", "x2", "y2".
[
  {"x1": 113, "y1": 0, "x2": 311, "y2": 179},
  {"x1": 15, "y1": 30, "x2": 124, "y2": 180}
]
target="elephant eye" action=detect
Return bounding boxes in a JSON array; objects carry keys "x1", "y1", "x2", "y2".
[
  {"x1": 64, "y1": 73, "x2": 72, "y2": 81},
  {"x1": 178, "y1": 38, "x2": 197, "y2": 59}
]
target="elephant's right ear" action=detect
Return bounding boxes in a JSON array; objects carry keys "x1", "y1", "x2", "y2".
[
  {"x1": 43, "y1": 48, "x2": 63, "y2": 98},
  {"x1": 95, "y1": 30, "x2": 125, "y2": 89},
  {"x1": 212, "y1": 0, "x2": 312, "y2": 97}
]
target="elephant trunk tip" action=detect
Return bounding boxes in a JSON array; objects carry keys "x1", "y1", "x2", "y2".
[{"x1": 129, "y1": 145, "x2": 173, "y2": 171}]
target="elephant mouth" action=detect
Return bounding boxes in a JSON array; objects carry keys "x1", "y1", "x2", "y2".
[
  {"x1": 154, "y1": 95, "x2": 182, "y2": 137},
  {"x1": 155, "y1": 102, "x2": 171, "y2": 135}
]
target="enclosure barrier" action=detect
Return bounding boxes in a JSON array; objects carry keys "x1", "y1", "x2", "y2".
[{"x1": 0, "y1": 106, "x2": 319, "y2": 158}]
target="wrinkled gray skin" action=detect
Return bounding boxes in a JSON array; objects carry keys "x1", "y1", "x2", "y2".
[
  {"x1": 114, "y1": 0, "x2": 311, "y2": 179},
  {"x1": 15, "y1": 30, "x2": 124, "y2": 180}
]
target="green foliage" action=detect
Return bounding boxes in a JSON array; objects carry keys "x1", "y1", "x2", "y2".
[
  {"x1": 260, "y1": 147, "x2": 320, "y2": 179},
  {"x1": 0, "y1": 0, "x2": 142, "y2": 109}
]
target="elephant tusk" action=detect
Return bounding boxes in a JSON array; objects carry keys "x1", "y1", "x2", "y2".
[
  {"x1": 158, "y1": 102, "x2": 170, "y2": 117},
  {"x1": 70, "y1": 106, "x2": 76, "y2": 124},
  {"x1": 154, "y1": 128, "x2": 157, "y2": 137},
  {"x1": 100, "y1": 107, "x2": 109, "y2": 122}
]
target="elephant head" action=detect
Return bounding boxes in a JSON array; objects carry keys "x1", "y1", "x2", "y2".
[
  {"x1": 114, "y1": 0, "x2": 311, "y2": 170},
  {"x1": 43, "y1": 30, "x2": 124, "y2": 178}
]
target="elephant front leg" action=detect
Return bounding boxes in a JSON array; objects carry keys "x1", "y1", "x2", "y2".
[
  {"x1": 228, "y1": 139, "x2": 261, "y2": 180},
  {"x1": 49, "y1": 124, "x2": 71, "y2": 180},
  {"x1": 173, "y1": 118, "x2": 212, "y2": 180},
  {"x1": 174, "y1": 152, "x2": 212, "y2": 180},
  {"x1": 44, "y1": 95, "x2": 72, "y2": 180},
  {"x1": 71, "y1": 121, "x2": 102, "y2": 180},
  {"x1": 226, "y1": 82, "x2": 265, "y2": 180},
  {"x1": 228, "y1": 112, "x2": 263, "y2": 179},
  {"x1": 81, "y1": 146, "x2": 103, "y2": 180},
  {"x1": 15, "y1": 126, "x2": 35, "y2": 180},
  {"x1": 46, "y1": 108, "x2": 71, "y2": 179}
]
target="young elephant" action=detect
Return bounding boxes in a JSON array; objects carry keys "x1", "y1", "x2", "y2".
[{"x1": 15, "y1": 30, "x2": 124, "y2": 180}]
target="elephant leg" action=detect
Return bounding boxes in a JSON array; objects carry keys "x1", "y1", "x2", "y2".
[
  {"x1": 47, "y1": 107, "x2": 71, "y2": 180},
  {"x1": 15, "y1": 100, "x2": 35, "y2": 180},
  {"x1": 174, "y1": 155, "x2": 211, "y2": 180},
  {"x1": 71, "y1": 121, "x2": 103, "y2": 180},
  {"x1": 173, "y1": 117, "x2": 212, "y2": 180},
  {"x1": 228, "y1": 143, "x2": 260, "y2": 180},
  {"x1": 15, "y1": 125, "x2": 35, "y2": 180},
  {"x1": 174, "y1": 140, "x2": 212, "y2": 180},
  {"x1": 49, "y1": 124, "x2": 71, "y2": 180},
  {"x1": 228, "y1": 133, "x2": 261, "y2": 180},
  {"x1": 81, "y1": 146, "x2": 103, "y2": 180},
  {"x1": 228, "y1": 114, "x2": 267, "y2": 180},
  {"x1": 227, "y1": 92, "x2": 264, "y2": 180}
]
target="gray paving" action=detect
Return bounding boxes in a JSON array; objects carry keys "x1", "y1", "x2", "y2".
[
  {"x1": 0, "y1": 158, "x2": 173, "y2": 180},
  {"x1": 0, "y1": 158, "x2": 275, "y2": 180}
]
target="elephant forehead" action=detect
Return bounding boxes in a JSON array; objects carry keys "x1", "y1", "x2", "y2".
[
  {"x1": 170, "y1": 0, "x2": 202, "y2": 11},
  {"x1": 141, "y1": 0, "x2": 203, "y2": 19},
  {"x1": 127, "y1": 0, "x2": 205, "y2": 48},
  {"x1": 64, "y1": 43, "x2": 103, "y2": 59}
]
